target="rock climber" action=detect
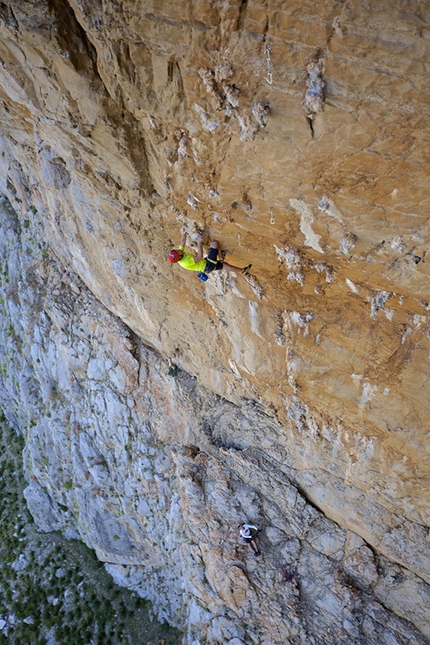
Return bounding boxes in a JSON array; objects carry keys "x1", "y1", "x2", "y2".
[
  {"x1": 238, "y1": 523, "x2": 261, "y2": 557},
  {"x1": 168, "y1": 226, "x2": 251, "y2": 282}
]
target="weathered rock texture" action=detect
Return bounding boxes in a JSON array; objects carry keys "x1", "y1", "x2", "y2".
[{"x1": 0, "y1": 0, "x2": 429, "y2": 643}]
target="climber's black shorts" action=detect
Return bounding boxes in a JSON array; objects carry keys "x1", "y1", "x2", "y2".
[{"x1": 204, "y1": 246, "x2": 223, "y2": 273}]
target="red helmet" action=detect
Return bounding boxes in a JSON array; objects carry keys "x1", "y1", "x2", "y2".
[{"x1": 168, "y1": 249, "x2": 181, "y2": 263}]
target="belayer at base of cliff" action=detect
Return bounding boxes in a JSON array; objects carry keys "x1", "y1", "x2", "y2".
[
  {"x1": 168, "y1": 225, "x2": 251, "y2": 282},
  {"x1": 238, "y1": 523, "x2": 261, "y2": 557}
]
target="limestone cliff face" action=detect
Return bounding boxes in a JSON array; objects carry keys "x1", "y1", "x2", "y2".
[{"x1": 0, "y1": 1, "x2": 429, "y2": 643}]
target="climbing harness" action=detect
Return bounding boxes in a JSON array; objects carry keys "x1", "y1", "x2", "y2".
[
  {"x1": 197, "y1": 264, "x2": 211, "y2": 282},
  {"x1": 265, "y1": 45, "x2": 273, "y2": 85},
  {"x1": 197, "y1": 256, "x2": 217, "y2": 281}
]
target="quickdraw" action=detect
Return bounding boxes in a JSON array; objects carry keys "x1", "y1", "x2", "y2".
[{"x1": 265, "y1": 45, "x2": 273, "y2": 85}]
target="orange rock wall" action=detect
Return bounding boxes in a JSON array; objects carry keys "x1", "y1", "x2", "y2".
[{"x1": 0, "y1": 0, "x2": 429, "y2": 640}]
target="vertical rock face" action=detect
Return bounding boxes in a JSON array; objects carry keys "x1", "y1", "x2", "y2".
[{"x1": 0, "y1": 1, "x2": 429, "y2": 643}]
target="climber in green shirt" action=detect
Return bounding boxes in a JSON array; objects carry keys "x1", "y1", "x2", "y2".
[{"x1": 168, "y1": 226, "x2": 251, "y2": 282}]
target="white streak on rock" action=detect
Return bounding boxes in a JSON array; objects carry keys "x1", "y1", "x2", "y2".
[
  {"x1": 289, "y1": 199, "x2": 324, "y2": 253},
  {"x1": 187, "y1": 194, "x2": 199, "y2": 211},
  {"x1": 318, "y1": 197, "x2": 343, "y2": 222},
  {"x1": 359, "y1": 382, "x2": 377, "y2": 408},
  {"x1": 346, "y1": 278, "x2": 359, "y2": 293},
  {"x1": 248, "y1": 301, "x2": 262, "y2": 338}
]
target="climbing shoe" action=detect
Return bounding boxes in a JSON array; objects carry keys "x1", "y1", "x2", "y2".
[
  {"x1": 254, "y1": 550, "x2": 261, "y2": 557},
  {"x1": 242, "y1": 264, "x2": 252, "y2": 275}
]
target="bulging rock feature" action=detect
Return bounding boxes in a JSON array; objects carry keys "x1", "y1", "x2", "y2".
[
  {"x1": 302, "y1": 49, "x2": 326, "y2": 135},
  {"x1": 251, "y1": 100, "x2": 270, "y2": 128},
  {"x1": 340, "y1": 232, "x2": 357, "y2": 255}
]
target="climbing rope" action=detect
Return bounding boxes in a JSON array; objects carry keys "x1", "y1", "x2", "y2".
[{"x1": 265, "y1": 45, "x2": 273, "y2": 85}]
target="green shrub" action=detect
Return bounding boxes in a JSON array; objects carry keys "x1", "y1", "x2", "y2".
[{"x1": 0, "y1": 415, "x2": 181, "y2": 645}]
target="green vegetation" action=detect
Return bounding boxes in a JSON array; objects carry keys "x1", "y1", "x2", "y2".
[{"x1": 0, "y1": 413, "x2": 181, "y2": 645}]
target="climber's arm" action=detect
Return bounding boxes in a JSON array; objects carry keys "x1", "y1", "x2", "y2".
[
  {"x1": 193, "y1": 238, "x2": 204, "y2": 263},
  {"x1": 179, "y1": 226, "x2": 187, "y2": 248}
]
